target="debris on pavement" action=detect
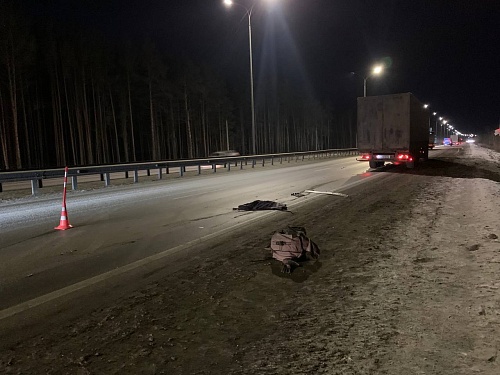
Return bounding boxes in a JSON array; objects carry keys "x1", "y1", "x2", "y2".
[
  {"x1": 233, "y1": 200, "x2": 287, "y2": 211},
  {"x1": 270, "y1": 226, "x2": 320, "y2": 273},
  {"x1": 292, "y1": 190, "x2": 349, "y2": 198}
]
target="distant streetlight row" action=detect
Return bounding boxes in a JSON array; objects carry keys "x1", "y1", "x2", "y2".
[{"x1": 421, "y1": 104, "x2": 473, "y2": 139}]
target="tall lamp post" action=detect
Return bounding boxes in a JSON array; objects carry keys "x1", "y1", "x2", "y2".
[
  {"x1": 351, "y1": 65, "x2": 384, "y2": 97},
  {"x1": 224, "y1": 0, "x2": 256, "y2": 155},
  {"x1": 358, "y1": 65, "x2": 384, "y2": 97}
]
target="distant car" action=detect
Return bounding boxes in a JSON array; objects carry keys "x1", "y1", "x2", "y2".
[
  {"x1": 443, "y1": 138, "x2": 452, "y2": 146},
  {"x1": 466, "y1": 138, "x2": 475, "y2": 143},
  {"x1": 209, "y1": 150, "x2": 240, "y2": 157}
]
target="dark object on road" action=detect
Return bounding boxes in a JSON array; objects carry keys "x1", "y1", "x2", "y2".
[
  {"x1": 234, "y1": 200, "x2": 287, "y2": 211},
  {"x1": 270, "y1": 226, "x2": 320, "y2": 273}
]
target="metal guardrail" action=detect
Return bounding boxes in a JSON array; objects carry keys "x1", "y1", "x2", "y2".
[{"x1": 0, "y1": 148, "x2": 358, "y2": 196}]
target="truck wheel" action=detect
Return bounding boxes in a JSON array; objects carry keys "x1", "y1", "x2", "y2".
[{"x1": 369, "y1": 161, "x2": 378, "y2": 169}]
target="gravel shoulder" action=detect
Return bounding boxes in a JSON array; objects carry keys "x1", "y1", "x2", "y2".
[{"x1": 1, "y1": 145, "x2": 499, "y2": 375}]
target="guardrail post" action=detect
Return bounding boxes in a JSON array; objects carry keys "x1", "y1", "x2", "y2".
[
  {"x1": 100, "y1": 174, "x2": 104, "y2": 181},
  {"x1": 227, "y1": 162, "x2": 231, "y2": 171},
  {"x1": 166, "y1": 166, "x2": 170, "y2": 174},
  {"x1": 71, "y1": 176, "x2": 78, "y2": 190},
  {"x1": 252, "y1": 159, "x2": 256, "y2": 168},
  {"x1": 38, "y1": 179, "x2": 43, "y2": 188},
  {"x1": 198, "y1": 165, "x2": 201, "y2": 175},
  {"x1": 180, "y1": 166, "x2": 184, "y2": 177},
  {"x1": 262, "y1": 158, "x2": 265, "y2": 167},
  {"x1": 240, "y1": 160, "x2": 243, "y2": 170},
  {"x1": 0, "y1": 182, "x2": 2, "y2": 193},
  {"x1": 125, "y1": 171, "x2": 129, "y2": 179},
  {"x1": 104, "y1": 173, "x2": 111, "y2": 187},
  {"x1": 134, "y1": 170, "x2": 139, "y2": 183},
  {"x1": 31, "y1": 179, "x2": 39, "y2": 196},
  {"x1": 213, "y1": 164, "x2": 217, "y2": 173},
  {"x1": 158, "y1": 167, "x2": 163, "y2": 180},
  {"x1": 271, "y1": 157, "x2": 274, "y2": 165}
]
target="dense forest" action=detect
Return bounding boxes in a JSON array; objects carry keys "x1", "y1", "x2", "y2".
[{"x1": 0, "y1": 2, "x2": 356, "y2": 171}]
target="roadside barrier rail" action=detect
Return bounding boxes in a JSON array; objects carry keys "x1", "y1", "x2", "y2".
[{"x1": 0, "y1": 148, "x2": 358, "y2": 196}]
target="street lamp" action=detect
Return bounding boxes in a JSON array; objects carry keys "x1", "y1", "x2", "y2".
[
  {"x1": 364, "y1": 65, "x2": 383, "y2": 97},
  {"x1": 351, "y1": 65, "x2": 384, "y2": 97},
  {"x1": 224, "y1": 0, "x2": 257, "y2": 155}
]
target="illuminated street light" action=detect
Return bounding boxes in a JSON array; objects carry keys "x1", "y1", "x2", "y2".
[
  {"x1": 351, "y1": 64, "x2": 384, "y2": 97},
  {"x1": 223, "y1": 0, "x2": 257, "y2": 155},
  {"x1": 364, "y1": 65, "x2": 383, "y2": 97},
  {"x1": 423, "y1": 104, "x2": 429, "y2": 109}
]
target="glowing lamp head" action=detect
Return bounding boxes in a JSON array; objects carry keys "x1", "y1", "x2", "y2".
[
  {"x1": 224, "y1": 0, "x2": 233, "y2": 6},
  {"x1": 372, "y1": 65, "x2": 383, "y2": 75}
]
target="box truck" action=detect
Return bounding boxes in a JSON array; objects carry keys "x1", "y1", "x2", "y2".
[
  {"x1": 429, "y1": 131, "x2": 436, "y2": 149},
  {"x1": 357, "y1": 93, "x2": 430, "y2": 169}
]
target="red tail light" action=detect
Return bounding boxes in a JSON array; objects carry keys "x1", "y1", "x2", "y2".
[
  {"x1": 397, "y1": 154, "x2": 413, "y2": 162},
  {"x1": 360, "y1": 154, "x2": 371, "y2": 160}
]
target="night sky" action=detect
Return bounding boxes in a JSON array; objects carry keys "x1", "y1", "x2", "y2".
[{"x1": 19, "y1": 0, "x2": 500, "y2": 134}]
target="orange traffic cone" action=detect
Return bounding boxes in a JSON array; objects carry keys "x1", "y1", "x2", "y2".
[
  {"x1": 55, "y1": 205, "x2": 73, "y2": 230},
  {"x1": 55, "y1": 166, "x2": 73, "y2": 231}
]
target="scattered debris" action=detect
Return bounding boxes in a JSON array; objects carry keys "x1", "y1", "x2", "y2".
[
  {"x1": 467, "y1": 244, "x2": 481, "y2": 252},
  {"x1": 270, "y1": 226, "x2": 320, "y2": 274},
  {"x1": 291, "y1": 190, "x2": 348, "y2": 198},
  {"x1": 488, "y1": 352, "x2": 497, "y2": 362},
  {"x1": 488, "y1": 233, "x2": 498, "y2": 239},
  {"x1": 304, "y1": 190, "x2": 348, "y2": 197},
  {"x1": 234, "y1": 200, "x2": 287, "y2": 211}
]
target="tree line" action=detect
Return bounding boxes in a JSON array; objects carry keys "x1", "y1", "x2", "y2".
[{"x1": 0, "y1": 3, "x2": 356, "y2": 171}]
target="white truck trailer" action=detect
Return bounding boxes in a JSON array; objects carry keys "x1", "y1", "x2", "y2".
[{"x1": 357, "y1": 93, "x2": 430, "y2": 169}]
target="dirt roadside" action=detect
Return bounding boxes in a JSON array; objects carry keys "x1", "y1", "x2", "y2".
[{"x1": 1, "y1": 146, "x2": 499, "y2": 375}]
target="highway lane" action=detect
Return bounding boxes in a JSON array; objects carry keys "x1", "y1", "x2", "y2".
[
  {"x1": 0, "y1": 146, "x2": 465, "y2": 315},
  {"x1": 0, "y1": 156, "x2": 376, "y2": 312}
]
